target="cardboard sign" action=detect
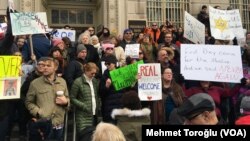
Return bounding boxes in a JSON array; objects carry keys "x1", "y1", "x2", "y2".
[
  {"x1": 10, "y1": 12, "x2": 48, "y2": 35},
  {"x1": 0, "y1": 56, "x2": 21, "y2": 100},
  {"x1": 0, "y1": 78, "x2": 21, "y2": 100},
  {"x1": 125, "y1": 44, "x2": 140, "y2": 58},
  {"x1": 53, "y1": 29, "x2": 76, "y2": 42},
  {"x1": 0, "y1": 56, "x2": 21, "y2": 78},
  {"x1": 110, "y1": 60, "x2": 143, "y2": 91},
  {"x1": 138, "y1": 64, "x2": 162, "y2": 101},
  {"x1": 184, "y1": 11, "x2": 205, "y2": 44},
  {"x1": 209, "y1": 6, "x2": 244, "y2": 40},
  {"x1": 181, "y1": 44, "x2": 243, "y2": 83}
]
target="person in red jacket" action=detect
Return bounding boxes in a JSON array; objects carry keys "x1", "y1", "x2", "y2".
[{"x1": 184, "y1": 81, "x2": 231, "y2": 119}]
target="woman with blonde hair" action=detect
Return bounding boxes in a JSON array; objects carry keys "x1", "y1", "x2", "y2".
[
  {"x1": 92, "y1": 122, "x2": 126, "y2": 141},
  {"x1": 70, "y1": 62, "x2": 101, "y2": 141}
]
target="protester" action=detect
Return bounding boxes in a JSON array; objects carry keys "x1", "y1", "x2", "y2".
[
  {"x1": 25, "y1": 57, "x2": 69, "y2": 140},
  {"x1": 64, "y1": 44, "x2": 87, "y2": 90},
  {"x1": 92, "y1": 122, "x2": 126, "y2": 141},
  {"x1": 111, "y1": 90, "x2": 151, "y2": 141},
  {"x1": 100, "y1": 54, "x2": 124, "y2": 123},
  {"x1": 235, "y1": 96, "x2": 250, "y2": 125},
  {"x1": 120, "y1": 28, "x2": 136, "y2": 50},
  {"x1": 178, "y1": 93, "x2": 225, "y2": 125},
  {"x1": 70, "y1": 62, "x2": 101, "y2": 141},
  {"x1": 197, "y1": 5, "x2": 210, "y2": 28}
]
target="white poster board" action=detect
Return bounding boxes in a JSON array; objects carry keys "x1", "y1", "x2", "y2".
[
  {"x1": 0, "y1": 78, "x2": 21, "y2": 100},
  {"x1": 181, "y1": 44, "x2": 243, "y2": 83},
  {"x1": 53, "y1": 29, "x2": 76, "y2": 42},
  {"x1": 184, "y1": 11, "x2": 205, "y2": 44},
  {"x1": 10, "y1": 12, "x2": 48, "y2": 35},
  {"x1": 138, "y1": 63, "x2": 162, "y2": 101},
  {"x1": 125, "y1": 44, "x2": 140, "y2": 58},
  {"x1": 209, "y1": 6, "x2": 244, "y2": 40}
]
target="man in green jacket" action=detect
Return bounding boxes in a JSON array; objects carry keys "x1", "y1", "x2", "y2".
[{"x1": 25, "y1": 57, "x2": 69, "y2": 141}]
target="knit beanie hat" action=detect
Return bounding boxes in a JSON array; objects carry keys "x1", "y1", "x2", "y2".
[
  {"x1": 76, "y1": 44, "x2": 87, "y2": 55},
  {"x1": 53, "y1": 39, "x2": 64, "y2": 47}
]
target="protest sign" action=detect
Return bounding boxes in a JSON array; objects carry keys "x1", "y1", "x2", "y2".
[
  {"x1": 184, "y1": 11, "x2": 205, "y2": 44},
  {"x1": 110, "y1": 60, "x2": 143, "y2": 91},
  {"x1": 125, "y1": 44, "x2": 140, "y2": 58},
  {"x1": 181, "y1": 44, "x2": 243, "y2": 83},
  {"x1": 0, "y1": 78, "x2": 21, "y2": 100},
  {"x1": 0, "y1": 56, "x2": 21, "y2": 78},
  {"x1": 209, "y1": 6, "x2": 244, "y2": 40},
  {"x1": 10, "y1": 12, "x2": 48, "y2": 35},
  {"x1": 0, "y1": 56, "x2": 21, "y2": 100},
  {"x1": 138, "y1": 63, "x2": 162, "y2": 101},
  {"x1": 53, "y1": 29, "x2": 76, "y2": 42}
]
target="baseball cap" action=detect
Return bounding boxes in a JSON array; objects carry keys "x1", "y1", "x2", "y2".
[{"x1": 177, "y1": 93, "x2": 215, "y2": 120}]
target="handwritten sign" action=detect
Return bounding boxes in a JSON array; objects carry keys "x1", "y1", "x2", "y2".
[
  {"x1": 0, "y1": 23, "x2": 7, "y2": 33},
  {"x1": 138, "y1": 64, "x2": 162, "y2": 101},
  {"x1": 184, "y1": 11, "x2": 205, "y2": 44},
  {"x1": 110, "y1": 60, "x2": 143, "y2": 91},
  {"x1": 10, "y1": 12, "x2": 48, "y2": 35},
  {"x1": 181, "y1": 44, "x2": 243, "y2": 83},
  {"x1": 0, "y1": 56, "x2": 21, "y2": 78},
  {"x1": 125, "y1": 44, "x2": 140, "y2": 58},
  {"x1": 53, "y1": 29, "x2": 76, "y2": 42},
  {"x1": 209, "y1": 6, "x2": 244, "y2": 40},
  {"x1": 0, "y1": 78, "x2": 21, "y2": 100}
]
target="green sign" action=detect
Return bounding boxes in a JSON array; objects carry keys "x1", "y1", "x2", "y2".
[{"x1": 110, "y1": 60, "x2": 143, "y2": 91}]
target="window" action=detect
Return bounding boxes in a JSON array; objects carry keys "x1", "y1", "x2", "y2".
[
  {"x1": 229, "y1": 0, "x2": 250, "y2": 31},
  {"x1": 51, "y1": 9, "x2": 94, "y2": 25},
  {"x1": 146, "y1": 0, "x2": 190, "y2": 27}
]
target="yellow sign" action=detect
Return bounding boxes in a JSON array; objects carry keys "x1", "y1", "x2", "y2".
[
  {"x1": 0, "y1": 56, "x2": 21, "y2": 78},
  {"x1": 214, "y1": 17, "x2": 228, "y2": 32}
]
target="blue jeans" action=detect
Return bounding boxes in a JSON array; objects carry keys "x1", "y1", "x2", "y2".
[
  {"x1": 48, "y1": 128, "x2": 64, "y2": 141},
  {"x1": 0, "y1": 115, "x2": 9, "y2": 140}
]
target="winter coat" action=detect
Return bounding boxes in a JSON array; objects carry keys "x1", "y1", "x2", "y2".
[
  {"x1": 111, "y1": 108, "x2": 151, "y2": 141},
  {"x1": 70, "y1": 75, "x2": 101, "y2": 135},
  {"x1": 100, "y1": 69, "x2": 124, "y2": 123}
]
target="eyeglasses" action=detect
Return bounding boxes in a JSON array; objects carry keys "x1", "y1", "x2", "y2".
[
  {"x1": 139, "y1": 52, "x2": 143, "y2": 55},
  {"x1": 105, "y1": 62, "x2": 111, "y2": 66},
  {"x1": 106, "y1": 48, "x2": 114, "y2": 50},
  {"x1": 125, "y1": 32, "x2": 132, "y2": 35},
  {"x1": 165, "y1": 36, "x2": 172, "y2": 38}
]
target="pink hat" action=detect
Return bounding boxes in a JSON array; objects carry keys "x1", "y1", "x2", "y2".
[
  {"x1": 102, "y1": 43, "x2": 115, "y2": 51},
  {"x1": 52, "y1": 39, "x2": 64, "y2": 47}
]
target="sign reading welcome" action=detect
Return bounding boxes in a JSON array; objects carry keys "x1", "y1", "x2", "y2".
[
  {"x1": 138, "y1": 63, "x2": 162, "y2": 101},
  {"x1": 181, "y1": 44, "x2": 243, "y2": 83}
]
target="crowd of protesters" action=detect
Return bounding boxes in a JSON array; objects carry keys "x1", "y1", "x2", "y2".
[{"x1": 0, "y1": 5, "x2": 250, "y2": 141}]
